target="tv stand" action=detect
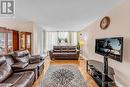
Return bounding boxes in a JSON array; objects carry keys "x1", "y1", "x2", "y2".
[{"x1": 87, "y1": 60, "x2": 115, "y2": 87}]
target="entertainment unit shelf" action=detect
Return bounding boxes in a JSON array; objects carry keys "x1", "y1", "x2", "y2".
[{"x1": 87, "y1": 60, "x2": 115, "y2": 87}]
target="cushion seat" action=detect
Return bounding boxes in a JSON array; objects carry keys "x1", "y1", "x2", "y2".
[
  {"x1": 67, "y1": 52, "x2": 77, "y2": 54},
  {"x1": 13, "y1": 63, "x2": 40, "y2": 80},
  {"x1": 14, "y1": 71, "x2": 34, "y2": 87},
  {"x1": 0, "y1": 83, "x2": 13, "y2": 87},
  {"x1": 4, "y1": 71, "x2": 34, "y2": 87},
  {"x1": 53, "y1": 52, "x2": 77, "y2": 55}
]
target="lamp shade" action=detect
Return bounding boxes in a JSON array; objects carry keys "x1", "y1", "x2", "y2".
[{"x1": 79, "y1": 39, "x2": 85, "y2": 47}]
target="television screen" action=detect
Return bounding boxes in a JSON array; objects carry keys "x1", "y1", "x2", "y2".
[{"x1": 95, "y1": 37, "x2": 123, "y2": 62}]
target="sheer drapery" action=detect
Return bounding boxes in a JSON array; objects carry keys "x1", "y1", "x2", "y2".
[
  {"x1": 71, "y1": 32, "x2": 78, "y2": 46},
  {"x1": 46, "y1": 32, "x2": 58, "y2": 50},
  {"x1": 45, "y1": 31, "x2": 78, "y2": 50}
]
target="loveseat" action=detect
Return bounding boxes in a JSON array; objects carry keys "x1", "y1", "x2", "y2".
[{"x1": 49, "y1": 46, "x2": 79, "y2": 60}]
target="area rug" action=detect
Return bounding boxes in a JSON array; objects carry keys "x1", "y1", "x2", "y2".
[{"x1": 40, "y1": 64, "x2": 87, "y2": 87}]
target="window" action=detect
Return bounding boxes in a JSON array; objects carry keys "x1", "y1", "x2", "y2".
[
  {"x1": 0, "y1": 33, "x2": 6, "y2": 55},
  {"x1": 0, "y1": 30, "x2": 13, "y2": 55},
  {"x1": 45, "y1": 31, "x2": 78, "y2": 50},
  {"x1": 58, "y1": 32, "x2": 69, "y2": 43},
  {"x1": 46, "y1": 32, "x2": 58, "y2": 50}
]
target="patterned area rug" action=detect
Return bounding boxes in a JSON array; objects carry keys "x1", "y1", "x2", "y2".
[{"x1": 40, "y1": 64, "x2": 87, "y2": 87}]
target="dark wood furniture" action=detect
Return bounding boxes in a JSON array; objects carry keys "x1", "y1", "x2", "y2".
[
  {"x1": 12, "y1": 30, "x2": 19, "y2": 51},
  {"x1": 49, "y1": 46, "x2": 79, "y2": 60},
  {"x1": 87, "y1": 60, "x2": 115, "y2": 87},
  {"x1": 20, "y1": 32, "x2": 32, "y2": 53}
]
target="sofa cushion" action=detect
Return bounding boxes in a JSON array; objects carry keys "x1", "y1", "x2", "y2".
[
  {"x1": 0, "y1": 56, "x2": 6, "y2": 66},
  {"x1": 12, "y1": 64, "x2": 38, "y2": 81},
  {"x1": 52, "y1": 53, "x2": 61, "y2": 57},
  {"x1": 53, "y1": 50, "x2": 61, "y2": 52},
  {"x1": 0, "y1": 62, "x2": 13, "y2": 82},
  {"x1": 14, "y1": 71, "x2": 34, "y2": 87},
  {"x1": 61, "y1": 46, "x2": 68, "y2": 50},
  {"x1": 4, "y1": 55, "x2": 14, "y2": 66},
  {"x1": 4, "y1": 71, "x2": 34, "y2": 87},
  {"x1": 68, "y1": 46, "x2": 76, "y2": 50},
  {"x1": 14, "y1": 50, "x2": 31, "y2": 63},
  {"x1": 15, "y1": 56, "x2": 29, "y2": 63},
  {"x1": 60, "y1": 50, "x2": 68, "y2": 52},
  {"x1": 11, "y1": 62, "x2": 28, "y2": 69},
  {"x1": 61, "y1": 50, "x2": 76, "y2": 52},
  {"x1": 53, "y1": 46, "x2": 61, "y2": 50},
  {"x1": 4, "y1": 72, "x2": 24, "y2": 84},
  {"x1": 0, "y1": 83, "x2": 13, "y2": 87},
  {"x1": 29, "y1": 57, "x2": 41, "y2": 64},
  {"x1": 14, "y1": 50, "x2": 24, "y2": 57},
  {"x1": 68, "y1": 50, "x2": 76, "y2": 52},
  {"x1": 24, "y1": 50, "x2": 31, "y2": 58}
]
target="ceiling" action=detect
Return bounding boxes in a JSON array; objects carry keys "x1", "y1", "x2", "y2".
[{"x1": 3, "y1": 0, "x2": 123, "y2": 31}]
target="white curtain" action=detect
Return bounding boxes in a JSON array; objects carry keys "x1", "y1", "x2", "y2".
[
  {"x1": 71, "y1": 32, "x2": 77, "y2": 46},
  {"x1": 46, "y1": 32, "x2": 58, "y2": 50}
]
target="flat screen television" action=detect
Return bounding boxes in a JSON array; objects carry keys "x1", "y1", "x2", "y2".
[{"x1": 95, "y1": 37, "x2": 123, "y2": 62}]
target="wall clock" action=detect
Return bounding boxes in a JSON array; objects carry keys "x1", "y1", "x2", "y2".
[{"x1": 100, "y1": 16, "x2": 110, "y2": 29}]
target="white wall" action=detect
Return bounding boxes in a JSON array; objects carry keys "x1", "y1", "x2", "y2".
[{"x1": 80, "y1": 0, "x2": 130, "y2": 86}]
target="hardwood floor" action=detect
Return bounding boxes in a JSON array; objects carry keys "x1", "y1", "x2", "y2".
[{"x1": 32, "y1": 56, "x2": 98, "y2": 87}]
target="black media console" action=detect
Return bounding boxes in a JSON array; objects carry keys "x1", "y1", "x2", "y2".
[{"x1": 87, "y1": 60, "x2": 115, "y2": 87}]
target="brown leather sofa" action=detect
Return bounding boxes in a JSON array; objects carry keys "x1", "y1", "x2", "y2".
[
  {"x1": 0, "y1": 56, "x2": 35, "y2": 87},
  {"x1": 0, "y1": 50, "x2": 44, "y2": 87},
  {"x1": 49, "y1": 46, "x2": 79, "y2": 60}
]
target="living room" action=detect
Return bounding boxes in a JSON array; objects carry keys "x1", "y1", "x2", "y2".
[{"x1": 0, "y1": 0, "x2": 130, "y2": 87}]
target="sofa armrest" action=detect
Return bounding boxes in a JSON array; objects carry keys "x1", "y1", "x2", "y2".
[
  {"x1": 37, "y1": 60, "x2": 44, "y2": 76},
  {"x1": 31, "y1": 55, "x2": 44, "y2": 60},
  {"x1": 76, "y1": 50, "x2": 80, "y2": 54},
  {"x1": 0, "y1": 83, "x2": 13, "y2": 87},
  {"x1": 29, "y1": 57, "x2": 41, "y2": 64},
  {"x1": 49, "y1": 50, "x2": 53, "y2": 59},
  {"x1": 49, "y1": 50, "x2": 53, "y2": 53},
  {"x1": 11, "y1": 62, "x2": 28, "y2": 70}
]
